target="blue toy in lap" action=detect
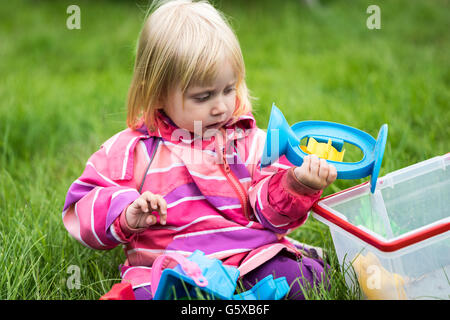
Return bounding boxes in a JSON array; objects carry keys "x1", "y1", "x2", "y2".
[{"x1": 152, "y1": 250, "x2": 289, "y2": 300}]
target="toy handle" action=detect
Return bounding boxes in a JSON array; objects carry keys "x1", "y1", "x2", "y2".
[{"x1": 151, "y1": 252, "x2": 208, "y2": 297}]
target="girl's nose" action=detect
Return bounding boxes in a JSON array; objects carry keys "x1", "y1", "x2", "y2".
[{"x1": 211, "y1": 98, "x2": 228, "y2": 116}]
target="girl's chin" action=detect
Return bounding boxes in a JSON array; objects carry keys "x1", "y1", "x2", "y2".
[
  {"x1": 189, "y1": 119, "x2": 230, "y2": 139},
  {"x1": 202, "y1": 127, "x2": 222, "y2": 139}
]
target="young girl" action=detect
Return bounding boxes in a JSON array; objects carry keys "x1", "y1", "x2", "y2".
[{"x1": 62, "y1": 0, "x2": 337, "y2": 300}]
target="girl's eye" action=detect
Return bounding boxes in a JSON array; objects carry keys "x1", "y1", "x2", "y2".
[
  {"x1": 224, "y1": 86, "x2": 236, "y2": 95},
  {"x1": 194, "y1": 92, "x2": 211, "y2": 102}
]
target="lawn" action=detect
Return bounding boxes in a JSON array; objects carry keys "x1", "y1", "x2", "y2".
[{"x1": 0, "y1": 0, "x2": 448, "y2": 299}]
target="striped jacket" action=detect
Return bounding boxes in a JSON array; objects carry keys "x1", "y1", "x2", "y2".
[{"x1": 62, "y1": 111, "x2": 322, "y2": 289}]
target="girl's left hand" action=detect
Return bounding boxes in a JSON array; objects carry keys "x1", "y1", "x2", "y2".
[{"x1": 293, "y1": 155, "x2": 337, "y2": 190}]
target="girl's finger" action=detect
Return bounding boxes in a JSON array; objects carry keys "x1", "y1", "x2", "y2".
[
  {"x1": 146, "y1": 194, "x2": 166, "y2": 225},
  {"x1": 302, "y1": 155, "x2": 311, "y2": 172},
  {"x1": 327, "y1": 165, "x2": 338, "y2": 183},
  {"x1": 141, "y1": 191, "x2": 155, "y2": 211},
  {"x1": 149, "y1": 195, "x2": 158, "y2": 210},
  {"x1": 318, "y1": 159, "x2": 329, "y2": 180},
  {"x1": 145, "y1": 215, "x2": 156, "y2": 226},
  {"x1": 135, "y1": 197, "x2": 149, "y2": 213},
  {"x1": 309, "y1": 155, "x2": 320, "y2": 176},
  {"x1": 157, "y1": 196, "x2": 168, "y2": 225}
]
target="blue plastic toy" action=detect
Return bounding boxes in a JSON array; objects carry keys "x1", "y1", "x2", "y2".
[
  {"x1": 261, "y1": 104, "x2": 388, "y2": 193},
  {"x1": 232, "y1": 275, "x2": 289, "y2": 300},
  {"x1": 151, "y1": 250, "x2": 289, "y2": 300}
]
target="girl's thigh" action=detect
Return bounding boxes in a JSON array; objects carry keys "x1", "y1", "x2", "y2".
[{"x1": 240, "y1": 251, "x2": 329, "y2": 300}]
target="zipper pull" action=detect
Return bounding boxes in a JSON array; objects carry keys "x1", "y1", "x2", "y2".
[
  {"x1": 222, "y1": 150, "x2": 231, "y2": 173},
  {"x1": 220, "y1": 129, "x2": 231, "y2": 172}
]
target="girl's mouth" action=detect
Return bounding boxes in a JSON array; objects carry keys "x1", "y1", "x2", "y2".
[{"x1": 205, "y1": 121, "x2": 224, "y2": 130}]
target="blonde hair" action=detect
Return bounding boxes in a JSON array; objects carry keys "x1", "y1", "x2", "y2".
[{"x1": 126, "y1": 0, "x2": 252, "y2": 131}]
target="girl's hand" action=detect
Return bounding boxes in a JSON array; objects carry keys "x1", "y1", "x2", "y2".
[
  {"x1": 293, "y1": 155, "x2": 337, "y2": 190},
  {"x1": 125, "y1": 191, "x2": 168, "y2": 229}
]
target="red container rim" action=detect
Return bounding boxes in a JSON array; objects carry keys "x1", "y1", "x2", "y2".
[{"x1": 312, "y1": 182, "x2": 450, "y2": 252}]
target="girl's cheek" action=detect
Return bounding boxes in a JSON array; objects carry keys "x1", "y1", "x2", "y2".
[{"x1": 225, "y1": 94, "x2": 237, "y2": 111}]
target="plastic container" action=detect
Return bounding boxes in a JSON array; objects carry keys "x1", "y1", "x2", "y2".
[{"x1": 312, "y1": 154, "x2": 450, "y2": 300}]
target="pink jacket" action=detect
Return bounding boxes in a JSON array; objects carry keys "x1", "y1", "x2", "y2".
[{"x1": 62, "y1": 111, "x2": 322, "y2": 289}]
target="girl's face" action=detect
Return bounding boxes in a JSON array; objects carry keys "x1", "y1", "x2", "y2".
[{"x1": 163, "y1": 60, "x2": 237, "y2": 139}]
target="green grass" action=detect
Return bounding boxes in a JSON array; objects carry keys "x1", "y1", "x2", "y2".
[{"x1": 0, "y1": 0, "x2": 448, "y2": 300}]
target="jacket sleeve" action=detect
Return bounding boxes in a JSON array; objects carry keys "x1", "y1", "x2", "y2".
[
  {"x1": 61, "y1": 146, "x2": 141, "y2": 250},
  {"x1": 245, "y1": 128, "x2": 322, "y2": 234}
]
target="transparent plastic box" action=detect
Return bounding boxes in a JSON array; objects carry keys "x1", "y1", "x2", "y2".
[{"x1": 312, "y1": 154, "x2": 450, "y2": 300}]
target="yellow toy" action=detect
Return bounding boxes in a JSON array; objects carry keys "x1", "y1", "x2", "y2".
[
  {"x1": 300, "y1": 137, "x2": 345, "y2": 162},
  {"x1": 352, "y1": 252, "x2": 407, "y2": 300}
]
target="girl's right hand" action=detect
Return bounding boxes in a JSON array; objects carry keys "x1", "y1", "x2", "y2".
[{"x1": 125, "y1": 191, "x2": 168, "y2": 229}]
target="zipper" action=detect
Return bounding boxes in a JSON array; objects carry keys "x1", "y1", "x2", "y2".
[{"x1": 220, "y1": 149, "x2": 250, "y2": 220}]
